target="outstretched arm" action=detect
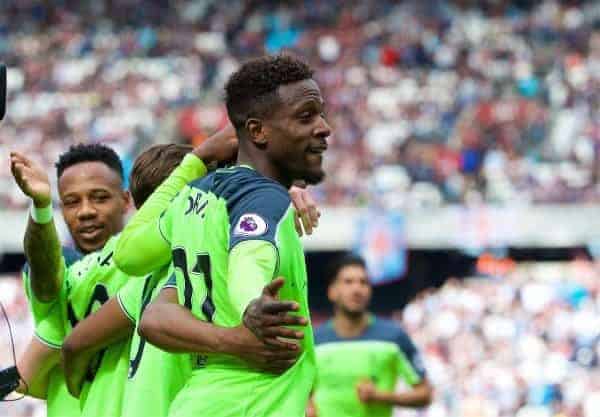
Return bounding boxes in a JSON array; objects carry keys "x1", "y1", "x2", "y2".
[
  {"x1": 11, "y1": 153, "x2": 63, "y2": 302},
  {"x1": 114, "y1": 125, "x2": 238, "y2": 275}
]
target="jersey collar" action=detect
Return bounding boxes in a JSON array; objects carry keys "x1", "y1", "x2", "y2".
[{"x1": 329, "y1": 313, "x2": 376, "y2": 339}]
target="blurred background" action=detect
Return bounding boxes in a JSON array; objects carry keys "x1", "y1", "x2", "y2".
[{"x1": 1, "y1": 0, "x2": 600, "y2": 416}]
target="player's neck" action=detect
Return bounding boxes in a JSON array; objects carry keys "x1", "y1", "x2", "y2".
[
  {"x1": 237, "y1": 149, "x2": 292, "y2": 188},
  {"x1": 332, "y1": 311, "x2": 370, "y2": 339}
]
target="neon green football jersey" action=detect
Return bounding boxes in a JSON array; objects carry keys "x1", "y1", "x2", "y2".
[
  {"x1": 118, "y1": 266, "x2": 193, "y2": 417},
  {"x1": 313, "y1": 317, "x2": 426, "y2": 417},
  {"x1": 22, "y1": 249, "x2": 81, "y2": 417},
  {"x1": 159, "y1": 166, "x2": 315, "y2": 417},
  {"x1": 45, "y1": 367, "x2": 80, "y2": 417},
  {"x1": 33, "y1": 236, "x2": 137, "y2": 417}
]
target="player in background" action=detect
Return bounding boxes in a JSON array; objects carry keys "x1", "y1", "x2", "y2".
[
  {"x1": 10, "y1": 128, "x2": 317, "y2": 416},
  {"x1": 308, "y1": 254, "x2": 433, "y2": 417},
  {"x1": 113, "y1": 54, "x2": 330, "y2": 417},
  {"x1": 62, "y1": 142, "x2": 311, "y2": 417}
]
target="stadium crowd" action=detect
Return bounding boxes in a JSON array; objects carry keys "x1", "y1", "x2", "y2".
[
  {"x1": 3, "y1": 259, "x2": 600, "y2": 417},
  {"x1": 1, "y1": 0, "x2": 600, "y2": 209},
  {"x1": 2, "y1": 1, "x2": 600, "y2": 416},
  {"x1": 398, "y1": 260, "x2": 600, "y2": 417}
]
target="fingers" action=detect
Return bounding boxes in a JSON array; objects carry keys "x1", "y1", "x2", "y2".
[
  {"x1": 304, "y1": 191, "x2": 320, "y2": 230},
  {"x1": 294, "y1": 213, "x2": 303, "y2": 237},
  {"x1": 263, "y1": 359, "x2": 297, "y2": 374},
  {"x1": 260, "y1": 348, "x2": 301, "y2": 374},
  {"x1": 262, "y1": 277, "x2": 285, "y2": 297},
  {"x1": 262, "y1": 337, "x2": 302, "y2": 350},
  {"x1": 300, "y1": 208, "x2": 313, "y2": 236},
  {"x1": 289, "y1": 187, "x2": 320, "y2": 236},
  {"x1": 265, "y1": 346, "x2": 301, "y2": 359},
  {"x1": 260, "y1": 300, "x2": 299, "y2": 315},
  {"x1": 262, "y1": 326, "x2": 304, "y2": 340},
  {"x1": 296, "y1": 191, "x2": 313, "y2": 235},
  {"x1": 11, "y1": 162, "x2": 31, "y2": 186},
  {"x1": 10, "y1": 154, "x2": 25, "y2": 177},
  {"x1": 9, "y1": 152, "x2": 30, "y2": 166},
  {"x1": 262, "y1": 313, "x2": 307, "y2": 327},
  {"x1": 289, "y1": 186, "x2": 310, "y2": 235},
  {"x1": 10, "y1": 153, "x2": 43, "y2": 181},
  {"x1": 11, "y1": 163, "x2": 35, "y2": 190}
]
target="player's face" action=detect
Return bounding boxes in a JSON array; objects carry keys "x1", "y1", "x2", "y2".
[
  {"x1": 328, "y1": 264, "x2": 372, "y2": 316},
  {"x1": 263, "y1": 79, "x2": 331, "y2": 185},
  {"x1": 58, "y1": 162, "x2": 130, "y2": 254}
]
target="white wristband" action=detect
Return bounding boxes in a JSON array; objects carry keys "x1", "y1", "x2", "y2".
[{"x1": 30, "y1": 202, "x2": 53, "y2": 224}]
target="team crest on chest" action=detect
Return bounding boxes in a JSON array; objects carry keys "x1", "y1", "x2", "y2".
[{"x1": 234, "y1": 213, "x2": 268, "y2": 237}]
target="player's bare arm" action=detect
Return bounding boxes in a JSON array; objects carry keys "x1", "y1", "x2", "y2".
[
  {"x1": 15, "y1": 337, "x2": 60, "y2": 399},
  {"x1": 140, "y1": 282, "x2": 305, "y2": 374},
  {"x1": 191, "y1": 122, "x2": 238, "y2": 168},
  {"x1": 356, "y1": 379, "x2": 433, "y2": 408},
  {"x1": 62, "y1": 298, "x2": 134, "y2": 397},
  {"x1": 10, "y1": 152, "x2": 62, "y2": 302}
]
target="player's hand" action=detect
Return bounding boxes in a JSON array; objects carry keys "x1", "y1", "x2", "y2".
[
  {"x1": 10, "y1": 152, "x2": 51, "y2": 207},
  {"x1": 356, "y1": 380, "x2": 380, "y2": 404},
  {"x1": 289, "y1": 184, "x2": 320, "y2": 236},
  {"x1": 306, "y1": 399, "x2": 318, "y2": 417},
  {"x1": 226, "y1": 325, "x2": 301, "y2": 374},
  {"x1": 193, "y1": 123, "x2": 238, "y2": 167},
  {"x1": 357, "y1": 380, "x2": 377, "y2": 403},
  {"x1": 243, "y1": 277, "x2": 307, "y2": 348}
]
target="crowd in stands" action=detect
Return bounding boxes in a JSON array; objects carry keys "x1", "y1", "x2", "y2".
[
  {"x1": 398, "y1": 260, "x2": 600, "y2": 417},
  {"x1": 1, "y1": 0, "x2": 599, "y2": 209},
  {"x1": 3, "y1": 259, "x2": 600, "y2": 417}
]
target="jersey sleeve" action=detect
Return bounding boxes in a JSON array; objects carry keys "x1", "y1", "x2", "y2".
[
  {"x1": 114, "y1": 153, "x2": 207, "y2": 276},
  {"x1": 117, "y1": 277, "x2": 149, "y2": 323},
  {"x1": 163, "y1": 272, "x2": 177, "y2": 289},
  {"x1": 226, "y1": 186, "x2": 290, "y2": 318},
  {"x1": 395, "y1": 330, "x2": 426, "y2": 385},
  {"x1": 228, "y1": 240, "x2": 278, "y2": 319},
  {"x1": 34, "y1": 303, "x2": 67, "y2": 349},
  {"x1": 32, "y1": 277, "x2": 71, "y2": 349},
  {"x1": 228, "y1": 185, "x2": 291, "y2": 251}
]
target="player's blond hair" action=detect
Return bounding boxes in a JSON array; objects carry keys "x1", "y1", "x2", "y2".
[{"x1": 130, "y1": 144, "x2": 193, "y2": 209}]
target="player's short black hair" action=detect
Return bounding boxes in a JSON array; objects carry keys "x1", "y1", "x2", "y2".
[
  {"x1": 55, "y1": 143, "x2": 124, "y2": 181},
  {"x1": 224, "y1": 54, "x2": 314, "y2": 130},
  {"x1": 326, "y1": 253, "x2": 368, "y2": 287}
]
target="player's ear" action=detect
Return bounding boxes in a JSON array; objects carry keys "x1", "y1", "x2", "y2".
[
  {"x1": 121, "y1": 190, "x2": 132, "y2": 212},
  {"x1": 327, "y1": 283, "x2": 337, "y2": 303},
  {"x1": 245, "y1": 118, "x2": 267, "y2": 148}
]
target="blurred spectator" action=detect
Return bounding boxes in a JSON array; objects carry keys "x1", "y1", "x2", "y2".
[{"x1": 0, "y1": 0, "x2": 599, "y2": 209}]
